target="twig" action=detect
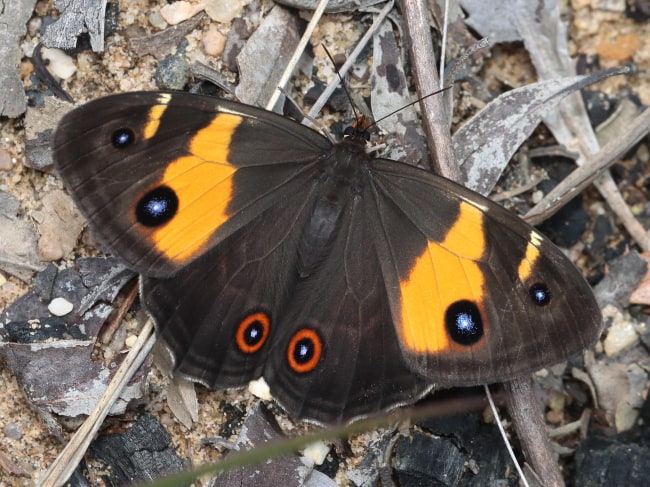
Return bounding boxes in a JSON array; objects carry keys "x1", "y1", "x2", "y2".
[
  {"x1": 38, "y1": 319, "x2": 156, "y2": 487},
  {"x1": 399, "y1": 0, "x2": 457, "y2": 180},
  {"x1": 485, "y1": 385, "x2": 530, "y2": 487},
  {"x1": 307, "y1": 1, "x2": 395, "y2": 120},
  {"x1": 266, "y1": 0, "x2": 329, "y2": 111},
  {"x1": 438, "y1": 0, "x2": 450, "y2": 85},
  {"x1": 504, "y1": 377, "x2": 566, "y2": 487},
  {"x1": 525, "y1": 107, "x2": 650, "y2": 240},
  {"x1": 99, "y1": 278, "x2": 139, "y2": 344}
]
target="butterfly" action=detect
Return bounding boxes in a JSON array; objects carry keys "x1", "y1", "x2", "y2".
[{"x1": 52, "y1": 91, "x2": 602, "y2": 424}]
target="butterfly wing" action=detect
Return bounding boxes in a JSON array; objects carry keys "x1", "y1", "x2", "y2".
[
  {"x1": 53, "y1": 92, "x2": 331, "y2": 277},
  {"x1": 366, "y1": 159, "x2": 603, "y2": 385},
  {"x1": 142, "y1": 170, "x2": 432, "y2": 424},
  {"x1": 263, "y1": 187, "x2": 433, "y2": 423},
  {"x1": 141, "y1": 182, "x2": 322, "y2": 389}
]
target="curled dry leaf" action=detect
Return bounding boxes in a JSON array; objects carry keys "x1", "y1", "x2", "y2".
[{"x1": 453, "y1": 69, "x2": 627, "y2": 195}]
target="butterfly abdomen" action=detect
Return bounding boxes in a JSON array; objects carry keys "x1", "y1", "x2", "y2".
[{"x1": 297, "y1": 143, "x2": 370, "y2": 279}]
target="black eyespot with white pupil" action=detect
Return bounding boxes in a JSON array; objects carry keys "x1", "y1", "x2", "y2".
[
  {"x1": 445, "y1": 300, "x2": 484, "y2": 345},
  {"x1": 135, "y1": 186, "x2": 178, "y2": 227},
  {"x1": 235, "y1": 312, "x2": 270, "y2": 354},
  {"x1": 529, "y1": 283, "x2": 551, "y2": 306},
  {"x1": 111, "y1": 128, "x2": 135, "y2": 148},
  {"x1": 287, "y1": 329, "x2": 322, "y2": 373}
]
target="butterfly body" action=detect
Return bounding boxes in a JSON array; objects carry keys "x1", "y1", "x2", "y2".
[{"x1": 53, "y1": 92, "x2": 602, "y2": 424}]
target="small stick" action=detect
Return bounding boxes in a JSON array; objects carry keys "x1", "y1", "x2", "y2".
[
  {"x1": 400, "y1": 0, "x2": 457, "y2": 180},
  {"x1": 99, "y1": 278, "x2": 139, "y2": 344},
  {"x1": 266, "y1": 0, "x2": 330, "y2": 112},
  {"x1": 525, "y1": 107, "x2": 650, "y2": 236},
  {"x1": 307, "y1": 0, "x2": 395, "y2": 120},
  {"x1": 504, "y1": 377, "x2": 566, "y2": 487},
  {"x1": 38, "y1": 319, "x2": 156, "y2": 487},
  {"x1": 485, "y1": 385, "x2": 530, "y2": 487}
]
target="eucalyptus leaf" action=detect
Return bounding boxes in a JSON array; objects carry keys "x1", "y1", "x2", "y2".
[{"x1": 452, "y1": 68, "x2": 628, "y2": 196}]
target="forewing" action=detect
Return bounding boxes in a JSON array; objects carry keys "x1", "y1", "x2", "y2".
[{"x1": 53, "y1": 91, "x2": 331, "y2": 277}]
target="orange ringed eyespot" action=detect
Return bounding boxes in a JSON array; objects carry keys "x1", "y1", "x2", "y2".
[
  {"x1": 235, "y1": 312, "x2": 270, "y2": 354},
  {"x1": 287, "y1": 328, "x2": 322, "y2": 373}
]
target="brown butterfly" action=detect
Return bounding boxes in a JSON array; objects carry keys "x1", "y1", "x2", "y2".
[{"x1": 53, "y1": 91, "x2": 602, "y2": 424}]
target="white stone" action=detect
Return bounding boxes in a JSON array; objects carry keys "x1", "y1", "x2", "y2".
[
  {"x1": 160, "y1": 1, "x2": 203, "y2": 25},
  {"x1": 203, "y1": 0, "x2": 248, "y2": 23},
  {"x1": 48, "y1": 297, "x2": 74, "y2": 316},
  {"x1": 603, "y1": 309, "x2": 639, "y2": 356},
  {"x1": 303, "y1": 441, "x2": 330, "y2": 465},
  {"x1": 40, "y1": 47, "x2": 77, "y2": 80},
  {"x1": 125, "y1": 334, "x2": 138, "y2": 348},
  {"x1": 248, "y1": 377, "x2": 272, "y2": 400}
]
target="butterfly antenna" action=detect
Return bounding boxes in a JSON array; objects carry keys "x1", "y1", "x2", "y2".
[
  {"x1": 369, "y1": 85, "x2": 454, "y2": 128},
  {"x1": 306, "y1": 1, "x2": 394, "y2": 119},
  {"x1": 322, "y1": 44, "x2": 362, "y2": 124}
]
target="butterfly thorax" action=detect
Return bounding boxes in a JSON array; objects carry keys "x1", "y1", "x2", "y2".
[{"x1": 323, "y1": 138, "x2": 370, "y2": 187}]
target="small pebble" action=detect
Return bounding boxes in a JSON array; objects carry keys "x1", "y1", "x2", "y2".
[
  {"x1": 160, "y1": 1, "x2": 203, "y2": 25},
  {"x1": 40, "y1": 47, "x2": 77, "y2": 79},
  {"x1": 155, "y1": 53, "x2": 190, "y2": 90},
  {"x1": 125, "y1": 334, "x2": 138, "y2": 348},
  {"x1": 48, "y1": 297, "x2": 74, "y2": 316},
  {"x1": 149, "y1": 11, "x2": 168, "y2": 30},
  {"x1": 603, "y1": 311, "x2": 639, "y2": 356},
  {"x1": 201, "y1": 25, "x2": 226, "y2": 57},
  {"x1": 303, "y1": 441, "x2": 330, "y2": 465},
  {"x1": 0, "y1": 148, "x2": 13, "y2": 171},
  {"x1": 3, "y1": 423, "x2": 22, "y2": 440},
  {"x1": 248, "y1": 377, "x2": 272, "y2": 400},
  {"x1": 28, "y1": 16, "x2": 42, "y2": 37},
  {"x1": 203, "y1": 0, "x2": 247, "y2": 23}
]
